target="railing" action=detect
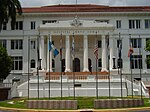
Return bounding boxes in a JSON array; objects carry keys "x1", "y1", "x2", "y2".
[{"x1": 45, "y1": 75, "x2": 110, "y2": 81}]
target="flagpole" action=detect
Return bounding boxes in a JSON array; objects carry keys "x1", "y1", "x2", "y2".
[
  {"x1": 95, "y1": 32, "x2": 98, "y2": 99},
  {"x1": 72, "y1": 33, "x2": 76, "y2": 100},
  {"x1": 37, "y1": 34, "x2": 40, "y2": 99},
  {"x1": 108, "y1": 33, "x2": 111, "y2": 99},
  {"x1": 119, "y1": 33, "x2": 123, "y2": 98},
  {"x1": 48, "y1": 34, "x2": 51, "y2": 100},
  {"x1": 28, "y1": 37, "x2": 30, "y2": 100},
  {"x1": 129, "y1": 34, "x2": 133, "y2": 98},
  {"x1": 139, "y1": 35, "x2": 142, "y2": 99},
  {"x1": 60, "y1": 33, "x2": 63, "y2": 100}
]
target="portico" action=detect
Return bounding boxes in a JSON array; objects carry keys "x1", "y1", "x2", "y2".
[{"x1": 38, "y1": 19, "x2": 115, "y2": 73}]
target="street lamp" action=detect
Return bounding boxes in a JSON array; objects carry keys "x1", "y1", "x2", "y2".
[{"x1": 112, "y1": 56, "x2": 116, "y2": 69}]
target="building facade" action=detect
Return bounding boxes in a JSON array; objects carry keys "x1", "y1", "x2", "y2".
[{"x1": 1, "y1": 4, "x2": 150, "y2": 76}]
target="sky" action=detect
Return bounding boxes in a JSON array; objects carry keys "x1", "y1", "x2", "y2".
[{"x1": 20, "y1": 0, "x2": 150, "y2": 7}]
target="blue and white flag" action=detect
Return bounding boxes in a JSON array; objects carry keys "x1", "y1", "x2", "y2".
[{"x1": 49, "y1": 41, "x2": 59, "y2": 58}]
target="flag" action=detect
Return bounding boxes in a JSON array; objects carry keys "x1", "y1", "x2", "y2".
[
  {"x1": 53, "y1": 49, "x2": 59, "y2": 58},
  {"x1": 118, "y1": 40, "x2": 122, "y2": 59},
  {"x1": 128, "y1": 43, "x2": 134, "y2": 60},
  {"x1": 94, "y1": 43, "x2": 98, "y2": 60},
  {"x1": 60, "y1": 37, "x2": 62, "y2": 61},
  {"x1": 48, "y1": 41, "x2": 59, "y2": 58},
  {"x1": 72, "y1": 35, "x2": 75, "y2": 59},
  {"x1": 49, "y1": 41, "x2": 52, "y2": 51}
]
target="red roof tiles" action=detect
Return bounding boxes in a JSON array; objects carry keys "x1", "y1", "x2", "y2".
[{"x1": 22, "y1": 4, "x2": 150, "y2": 13}]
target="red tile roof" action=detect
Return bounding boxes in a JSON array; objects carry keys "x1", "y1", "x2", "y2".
[{"x1": 22, "y1": 4, "x2": 150, "y2": 13}]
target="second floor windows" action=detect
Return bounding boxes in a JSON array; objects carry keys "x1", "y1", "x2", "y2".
[
  {"x1": 145, "y1": 19, "x2": 150, "y2": 29},
  {"x1": 129, "y1": 20, "x2": 141, "y2": 29},
  {"x1": 31, "y1": 21, "x2": 36, "y2": 30},
  {"x1": 116, "y1": 20, "x2": 121, "y2": 29},
  {"x1": 11, "y1": 40, "x2": 23, "y2": 50},
  {"x1": 11, "y1": 21, "x2": 23, "y2": 30}
]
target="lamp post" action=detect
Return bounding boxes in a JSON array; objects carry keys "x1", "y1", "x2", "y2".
[{"x1": 112, "y1": 56, "x2": 116, "y2": 69}]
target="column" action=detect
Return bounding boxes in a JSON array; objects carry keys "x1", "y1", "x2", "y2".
[
  {"x1": 109, "y1": 36, "x2": 114, "y2": 70},
  {"x1": 39, "y1": 36, "x2": 46, "y2": 70},
  {"x1": 83, "y1": 34, "x2": 89, "y2": 72},
  {"x1": 47, "y1": 35, "x2": 53, "y2": 72},
  {"x1": 23, "y1": 37, "x2": 29, "y2": 73},
  {"x1": 101, "y1": 35, "x2": 108, "y2": 72},
  {"x1": 65, "y1": 35, "x2": 71, "y2": 72}
]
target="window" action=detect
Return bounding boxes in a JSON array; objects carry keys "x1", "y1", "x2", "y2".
[
  {"x1": 145, "y1": 19, "x2": 150, "y2": 28},
  {"x1": 131, "y1": 55, "x2": 142, "y2": 69},
  {"x1": 11, "y1": 40, "x2": 23, "y2": 50},
  {"x1": 31, "y1": 21, "x2": 36, "y2": 30},
  {"x1": 42, "y1": 20, "x2": 57, "y2": 24},
  {"x1": 98, "y1": 58, "x2": 102, "y2": 68},
  {"x1": 116, "y1": 20, "x2": 121, "y2": 29},
  {"x1": 0, "y1": 40, "x2": 7, "y2": 48},
  {"x1": 98, "y1": 40, "x2": 101, "y2": 48},
  {"x1": 11, "y1": 21, "x2": 23, "y2": 30},
  {"x1": 31, "y1": 59, "x2": 35, "y2": 68},
  {"x1": 11, "y1": 56, "x2": 23, "y2": 70},
  {"x1": 95, "y1": 20, "x2": 109, "y2": 23},
  {"x1": 130, "y1": 38, "x2": 141, "y2": 48},
  {"x1": 146, "y1": 55, "x2": 150, "y2": 69},
  {"x1": 30, "y1": 40, "x2": 36, "y2": 49},
  {"x1": 52, "y1": 59, "x2": 55, "y2": 72},
  {"x1": 2, "y1": 22, "x2": 7, "y2": 30},
  {"x1": 129, "y1": 20, "x2": 141, "y2": 29}
]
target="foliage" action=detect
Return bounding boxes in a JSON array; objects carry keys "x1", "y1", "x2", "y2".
[
  {"x1": 145, "y1": 40, "x2": 150, "y2": 65},
  {"x1": 0, "y1": 45, "x2": 12, "y2": 79},
  {"x1": 0, "y1": 0, "x2": 22, "y2": 31}
]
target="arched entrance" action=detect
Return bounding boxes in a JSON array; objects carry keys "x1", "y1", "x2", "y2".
[
  {"x1": 73, "y1": 58, "x2": 80, "y2": 72},
  {"x1": 61, "y1": 59, "x2": 65, "y2": 72},
  {"x1": 88, "y1": 58, "x2": 92, "y2": 72}
]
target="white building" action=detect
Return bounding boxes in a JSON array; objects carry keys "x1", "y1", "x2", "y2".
[{"x1": 1, "y1": 4, "x2": 150, "y2": 78}]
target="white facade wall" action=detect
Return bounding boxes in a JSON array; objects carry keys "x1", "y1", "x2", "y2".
[{"x1": 0, "y1": 7, "x2": 150, "y2": 76}]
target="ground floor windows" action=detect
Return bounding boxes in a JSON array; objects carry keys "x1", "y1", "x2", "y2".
[
  {"x1": 11, "y1": 56, "x2": 23, "y2": 70},
  {"x1": 131, "y1": 55, "x2": 142, "y2": 69}
]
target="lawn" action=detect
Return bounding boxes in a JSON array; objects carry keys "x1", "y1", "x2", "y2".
[{"x1": 0, "y1": 97, "x2": 150, "y2": 109}]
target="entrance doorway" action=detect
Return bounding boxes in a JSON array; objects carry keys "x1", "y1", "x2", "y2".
[
  {"x1": 88, "y1": 58, "x2": 92, "y2": 72},
  {"x1": 61, "y1": 59, "x2": 65, "y2": 72},
  {"x1": 73, "y1": 58, "x2": 80, "y2": 72}
]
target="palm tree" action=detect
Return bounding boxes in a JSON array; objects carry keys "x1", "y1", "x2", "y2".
[{"x1": 0, "y1": 0, "x2": 22, "y2": 31}]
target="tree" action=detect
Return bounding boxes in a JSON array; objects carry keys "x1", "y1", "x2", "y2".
[
  {"x1": 0, "y1": 45, "x2": 12, "y2": 79},
  {"x1": 145, "y1": 40, "x2": 150, "y2": 65},
  {"x1": 0, "y1": 0, "x2": 22, "y2": 31}
]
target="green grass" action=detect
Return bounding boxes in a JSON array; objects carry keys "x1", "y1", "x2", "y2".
[{"x1": 0, "y1": 97, "x2": 150, "y2": 109}]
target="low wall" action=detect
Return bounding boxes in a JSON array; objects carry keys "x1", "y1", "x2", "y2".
[
  {"x1": 94, "y1": 99, "x2": 144, "y2": 109},
  {"x1": 26, "y1": 100, "x2": 77, "y2": 109}
]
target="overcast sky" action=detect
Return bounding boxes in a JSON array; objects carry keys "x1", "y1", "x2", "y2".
[{"x1": 20, "y1": 0, "x2": 150, "y2": 7}]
